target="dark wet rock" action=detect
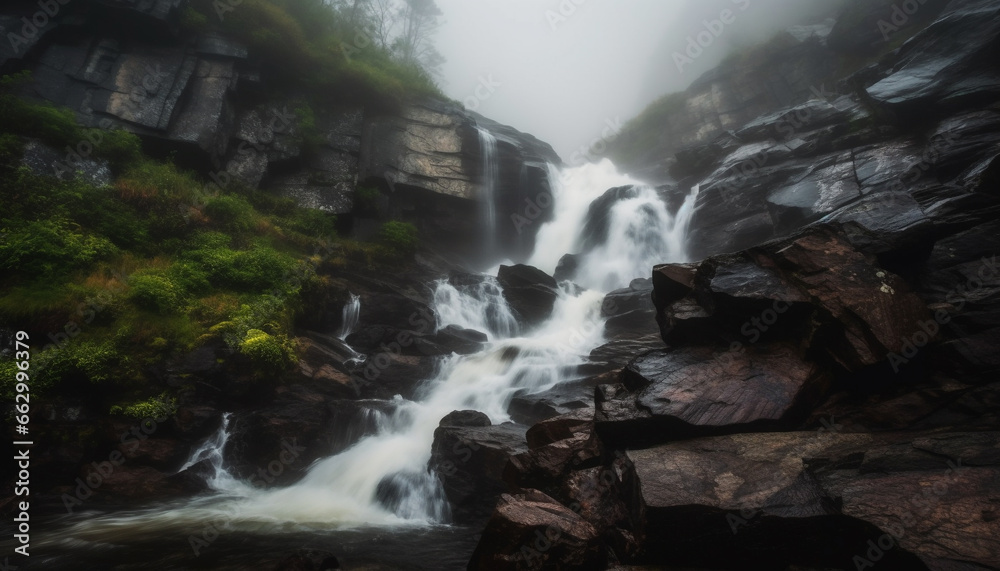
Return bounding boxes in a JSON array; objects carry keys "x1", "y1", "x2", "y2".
[
  {"x1": 467, "y1": 489, "x2": 604, "y2": 571},
  {"x1": 628, "y1": 431, "x2": 1000, "y2": 569},
  {"x1": 497, "y1": 264, "x2": 559, "y2": 328},
  {"x1": 586, "y1": 335, "x2": 664, "y2": 376},
  {"x1": 827, "y1": 0, "x2": 949, "y2": 54},
  {"x1": 561, "y1": 453, "x2": 643, "y2": 561},
  {"x1": 356, "y1": 292, "x2": 437, "y2": 332},
  {"x1": 116, "y1": 437, "x2": 187, "y2": 471},
  {"x1": 672, "y1": 131, "x2": 743, "y2": 179},
  {"x1": 354, "y1": 352, "x2": 436, "y2": 400},
  {"x1": 595, "y1": 344, "x2": 829, "y2": 448},
  {"x1": 271, "y1": 549, "x2": 341, "y2": 571},
  {"x1": 223, "y1": 385, "x2": 333, "y2": 486},
  {"x1": 440, "y1": 410, "x2": 491, "y2": 428},
  {"x1": 866, "y1": 0, "x2": 1000, "y2": 116},
  {"x1": 554, "y1": 253, "x2": 580, "y2": 282},
  {"x1": 172, "y1": 406, "x2": 221, "y2": 439},
  {"x1": 654, "y1": 226, "x2": 931, "y2": 372},
  {"x1": 424, "y1": 325, "x2": 487, "y2": 355},
  {"x1": 429, "y1": 420, "x2": 527, "y2": 523},
  {"x1": 505, "y1": 409, "x2": 604, "y2": 492},
  {"x1": 580, "y1": 186, "x2": 642, "y2": 251},
  {"x1": 80, "y1": 463, "x2": 206, "y2": 502},
  {"x1": 525, "y1": 408, "x2": 594, "y2": 449},
  {"x1": 736, "y1": 99, "x2": 851, "y2": 142}
]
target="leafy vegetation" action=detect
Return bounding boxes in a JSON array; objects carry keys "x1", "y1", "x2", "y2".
[
  {"x1": 181, "y1": 0, "x2": 444, "y2": 108},
  {"x1": 0, "y1": 79, "x2": 422, "y2": 415}
]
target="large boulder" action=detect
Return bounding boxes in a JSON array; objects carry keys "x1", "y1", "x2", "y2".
[
  {"x1": 428, "y1": 416, "x2": 527, "y2": 523},
  {"x1": 467, "y1": 489, "x2": 605, "y2": 571},
  {"x1": 627, "y1": 431, "x2": 1000, "y2": 570},
  {"x1": 595, "y1": 343, "x2": 829, "y2": 447},
  {"x1": 497, "y1": 264, "x2": 559, "y2": 328},
  {"x1": 653, "y1": 225, "x2": 931, "y2": 373}
]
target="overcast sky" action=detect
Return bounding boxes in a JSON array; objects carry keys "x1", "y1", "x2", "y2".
[{"x1": 432, "y1": 0, "x2": 840, "y2": 158}]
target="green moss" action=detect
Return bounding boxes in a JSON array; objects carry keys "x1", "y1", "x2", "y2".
[
  {"x1": 110, "y1": 391, "x2": 177, "y2": 419},
  {"x1": 0, "y1": 218, "x2": 118, "y2": 277},
  {"x1": 238, "y1": 328, "x2": 296, "y2": 374},
  {"x1": 128, "y1": 271, "x2": 188, "y2": 314},
  {"x1": 376, "y1": 221, "x2": 419, "y2": 258},
  {"x1": 204, "y1": 194, "x2": 258, "y2": 233}
]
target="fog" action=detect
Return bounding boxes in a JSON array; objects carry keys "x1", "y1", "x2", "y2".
[{"x1": 434, "y1": 0, "x2": 845, "y2": 159}]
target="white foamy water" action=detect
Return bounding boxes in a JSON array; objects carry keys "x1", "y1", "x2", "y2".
[
  {"x1": 529, "y1": 159, "x2": 700, "y2": 291},
  {"x1": 337, "y1": 293, "x2": 361, "y2": 340},
  {"x1": 46, "y1": 158, "x2": 699, "y2": 542}
]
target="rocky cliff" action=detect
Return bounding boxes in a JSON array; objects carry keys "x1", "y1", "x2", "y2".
[
  {"x1": 0, "y1": 0, "x2": 559, "y2": 261},
  {"x1": 461, "y1": 1, "x2": 1000, "y2": 569}
]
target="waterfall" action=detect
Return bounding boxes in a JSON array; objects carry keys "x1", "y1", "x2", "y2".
[
  {"x1": 529, "y1": 160, "x2": 700, "y2": 291},
  {"x1": 337, "y1": 293, "x2": 361, "y2": 340},
  {"x1": 51, "y1": 158, "x2": 700, "y2": 538},
  {"x1": 431, "y1": 276, "x2": 518, "y2": 340},
  {"x1": 175, "y1": 413, "x2": 246, "y2": 494},
  {"x1": 476, "y1": 127, "x2": 499, "y2": 253}
]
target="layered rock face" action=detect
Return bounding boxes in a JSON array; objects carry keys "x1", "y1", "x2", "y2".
[
  {"x1": 0, "y1": 0, "x2": 559, "y2": 260},
  {"x1": 614, "y1": 1, "x2": 1000, "y2": 263}
]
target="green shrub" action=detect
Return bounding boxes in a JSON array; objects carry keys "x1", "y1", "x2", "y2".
[
  {"x1": 205, "y1": 195, "x2": 257, "y2": 232},
  {"x1": 0, "y1": 218, "x2": 118, "y2": 276},
  {"x1": 183, "y1": 234, "x2": 295, "y2": 292},
  {"x1": 128, "y1": 272, "x2": 188, "y2": 314},
  {"x1": 238, "y1": 328, "x2": 296, "y2": 373},
  {"x1": 116, "y1": 160, "x2": 200, "y2": 203},
  {"x1": 1, "y1": 73, "x2": 82, "y2": 148},
  {"x1": 95, "y1": 129, "x2": 143, "y2": 172},
  {"x1": 0, "y1": 133, "x2": 24, "y2": 170},
  {"x1": 110, "y1": 392, "x2": 177, "y2": 419},
  {"x1": 289, "y1": 208, "x2": 337, "y2": 237},
  {"x1": 167, "y1": 261, "x2": 211, "y2": 294},
  {"x1": 376, "y1": 221, "x2": 419, "y2": 257}
]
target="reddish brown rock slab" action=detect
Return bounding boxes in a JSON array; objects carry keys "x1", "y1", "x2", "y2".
[
  {"x1": 772, "y1": 227, "x2": 930, "y2": 369},
  {"x1": 626, "y1": 431, "x2": 1000, "y2": 569},
  {"x1": 526, "y1": 408, "x2": 595, "y2": 449},
  {"x1": 596, "y1": 344, "x2": 829, "y2": 446},
  {"x1": 467, "y1": 489, "x2": 605, "y2": 571}
]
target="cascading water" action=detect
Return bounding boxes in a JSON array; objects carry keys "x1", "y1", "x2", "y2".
[
  {"x1": 337, "y1": 293, "x2": 361, "y2": 341},
  {"x1": 42, "y1": 159, "x2": 699, "y2": 554},
  {"x1": 175, "y1": 412, "x2": 246, "y2": 493},
  {"x1": 431, "y1": 276, "x2": 518, "y2": 340},
  {"x1": 529, "y1": 159, "x2": 700, "y2": 291},
  {"x1": 476, "y1": 126, "x2": 499, "y2": 254}
]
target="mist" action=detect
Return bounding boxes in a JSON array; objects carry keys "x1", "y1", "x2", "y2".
[{"x1": 434, "y1": 0, "x2": 846, "y2": 159}]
